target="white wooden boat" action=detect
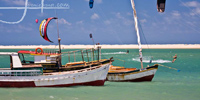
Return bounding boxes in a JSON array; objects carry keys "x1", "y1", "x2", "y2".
[{"x1": 0, "y1": 52, "x2": 112, "y2": 87}]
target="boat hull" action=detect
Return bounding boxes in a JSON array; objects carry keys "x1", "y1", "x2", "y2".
[
  {"x1": 0, "y1": 80, "x2": 106, "y2": 87},
  {"x1": 0, "y1": 63, "x2": 110, "y2": 87},
  {"x1": 106, "y1": 65, "x2": 158, "y2": 82}
]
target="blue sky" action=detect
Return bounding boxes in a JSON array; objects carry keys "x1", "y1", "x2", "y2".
[{"x1": 0, "y1": 0, "x2": 200, "y2": 45}]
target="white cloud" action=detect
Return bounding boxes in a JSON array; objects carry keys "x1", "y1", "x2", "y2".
[
  {"x1": 127, "y1": 12, "x2": 132, "y2": 16},
  {"x1": 57, "y1": 18, "x2": 71, "y2": 25},
  {"x1": 141, "y1": 11, "x2": 150, "y2": 17},
  {"x1": 17, "y1": 25, "x2": 32, "y2": 31},
  {"x1": 2, "y1": 24, "x2": 33, "y2": 33},
  {"x1": 104, "y1": 20, "x2": 111, "y2": 25},
  {"x1": 182, "y1": 1, "x2": 200, "y2": 16},
  {"x1": 163, "y1": 11, "x2": 181, "y2": 24},
  {"x1": 114, "y1": 12, "x2": 133, "y2": 25},
  {"x1": 182, "y1": 1, "x2": 200, "y2": 8},
  {"x1": 115, "y1": 12, "x2": 124, "y2": 19},
  {"x1": 140, "y1": 19, "x2": 147, "y2": 23},
  {"x1": 123, "y1": 19, "x2": 134, "y2": 26},
  {"x1": 190, "y1": 8, "x2": 200, "y2": 15},
  {"x1": 91, "y1": 13, "x2": 100, "y2": 20},
  {"x1": 76, "y1": 21, "x2": 84, "y2": 25},
  {"x1": 171, "y1": 11, "x2": 181, "y2": 18},
  {"x1": 2, "y1": 0, "x2": 29, "y2": 6},
  {"x1": 194, "y1": 8, "x2": 200, "y2": 14}
]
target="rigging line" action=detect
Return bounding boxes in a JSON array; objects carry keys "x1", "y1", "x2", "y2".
[
  {"x1": 55, "y1": 10, "x2": 60, "y2": 39},
  {"x1": 138, "y1": 21, "x2": 150, "y2": 48},
  {"x1": 96, "y1": 5, "x2": 130, "y2": 53},
  {"x1": 0, "y1": 0, "x2": 28, "y2": 24},
  {"x1": 178, "y1": 0, "x2": 200, "y2": 18},
  {"x1": 96, "y1": 6, "x2": 124, "y2": 44},
  {"x1": 177, "y1": 17, "x2": 200, "y2": 34},
  {"x1": 179, "y1": 13, "x2": 200, "y2": 32},
  {"x1": 138, "y1": 19, "x2": 153, "y2": 59},
  {"x1": 170, "y1": 1, "x2": 200, "y2": 33},
  {"x1": 152, "y1": 12, "x2": 200, "y2": 35},
  {"x1": 168, "y1": 9, "x2": 200, "y2": 34},
  {"x1": 90, "y1": 6, "x2": 129, "y2": 56}
]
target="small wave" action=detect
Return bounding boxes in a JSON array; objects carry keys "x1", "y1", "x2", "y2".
[
  {"x1": 132, "y1": 58, "x2": 171, "y2": 63},
  {"x1": 151, "y1": 59, "x2": 172, "y2": 63},
  {"x1": 102, "y1": 52, "x2": 127, "y2": 55},
  {"x1": 49, "y1": 96, "x2": 54, "y2": 99}
]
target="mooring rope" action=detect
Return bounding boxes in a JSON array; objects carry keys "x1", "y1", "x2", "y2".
[
  {"x1": 114, "y1": 58, "x2": 126, "y2": 62},
  {"x1": 158, "y1": 64, "x2": 181, "y2": 72},
  {"x1": 113, "y1": 58, "x2": 127, "y2": 67},
  {"x1": 111, "y1": 58, "x2": 181, "y2": 72},
  {"x1": 102, "y1": 54, "x2": 181, "y2": 72}
]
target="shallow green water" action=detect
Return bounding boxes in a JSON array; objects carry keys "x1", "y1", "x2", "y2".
[{"x1": 0, "y1": 49, "x2": 199, "y2": 100}]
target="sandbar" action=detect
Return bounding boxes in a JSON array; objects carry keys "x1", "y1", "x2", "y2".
[{"x1": 0, "y1": 44, "x2": 200, "y2": 49}]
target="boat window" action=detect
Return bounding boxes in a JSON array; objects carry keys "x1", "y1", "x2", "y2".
[
  {"x1": 0, "y1": 55, "x2": 11, "y2": 68},
  {"x1": 19, "y1": 53, "x2": 25, "y2": 63},
  {"x1": 19, "y1": 53, "x2": 34, "y2": 64}
]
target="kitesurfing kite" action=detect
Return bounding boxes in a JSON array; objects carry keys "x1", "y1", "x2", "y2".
[
  {"x1": 39, "y1": 17, "x2": 57, "y2": 43},
  {"x1": 89, "y1": 0, "x2": 94, "y2": 9},
  {"x1": 157, "y1": 0, "x2": 166, "y2": 12}
]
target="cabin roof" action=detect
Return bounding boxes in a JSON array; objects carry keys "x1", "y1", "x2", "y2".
[
  {"x1": 0, "y1": 52, "x2": 18, "y2": 55},
  {"x1": 18, "y1": 50, "x2": 60, "y2": 56}
]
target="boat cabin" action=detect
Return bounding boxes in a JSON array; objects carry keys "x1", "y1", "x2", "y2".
[
  {"x1": 17, "y1": 47, "x2": 112, "y2": 72},
  {"x1": 0, "y1": 52, "x2": 43, "y2": 76},
  {"x1": 18, "y1": 50, "x2": 61, "y2": 72}
]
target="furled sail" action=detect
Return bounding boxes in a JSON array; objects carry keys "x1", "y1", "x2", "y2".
[
  {"x1": 39, "y1": 17, "x2": 58, "y2": 43},
  {"x1": 130, "y1": 0, "x2": 143, "y2": 69}
]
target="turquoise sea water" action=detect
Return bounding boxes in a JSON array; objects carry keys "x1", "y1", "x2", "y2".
[{"x1": 0, "y1": 49, "x2": 199, "y2": 100}]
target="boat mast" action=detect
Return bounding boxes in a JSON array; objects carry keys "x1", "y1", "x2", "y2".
[
  {"x1": 56, "y1": 19, "x2": 61, "y2": 54},
  {"x1": 131, "y1": 0, "x2": 143, "y2": 69},
  {"x1": 55, "y1": 11, "x2": 62, "y2": 67}
]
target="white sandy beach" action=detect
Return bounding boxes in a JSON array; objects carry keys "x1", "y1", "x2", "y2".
[{"x1": 0, "y1": 44, "x2": 200, "y2": 49}]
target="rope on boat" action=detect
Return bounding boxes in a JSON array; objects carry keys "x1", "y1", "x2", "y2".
[
  {"x1": 103, "y1": 56, "x2": 181, "y2": 72},
  {"x1": 114, "y1": 58, "x2": 126, "y2": 62},
  {"x1": 114, "y1": 58, "x2": 127, "y2": 67},
  {"x1": 158, "y1": 64, "x2": 181, "y2": 72}
]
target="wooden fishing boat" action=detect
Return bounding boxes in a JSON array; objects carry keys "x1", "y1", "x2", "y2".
[
  {"x1": 0, "y1": 16, "x2": 113, "y2": 87},
  {"x1": 0, "y1": 52, "x2": 112, "y2": 87},
  {"x1": 107, "y1": 65, "x2": 158, "y2": 82},
  {"x1": 107, "y1": 0, "x2": 158, "y2": 82}
]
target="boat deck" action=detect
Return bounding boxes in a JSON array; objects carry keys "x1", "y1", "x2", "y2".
[{"x1": 108, "y1": 65, "x2": 137, "y2": 73}]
